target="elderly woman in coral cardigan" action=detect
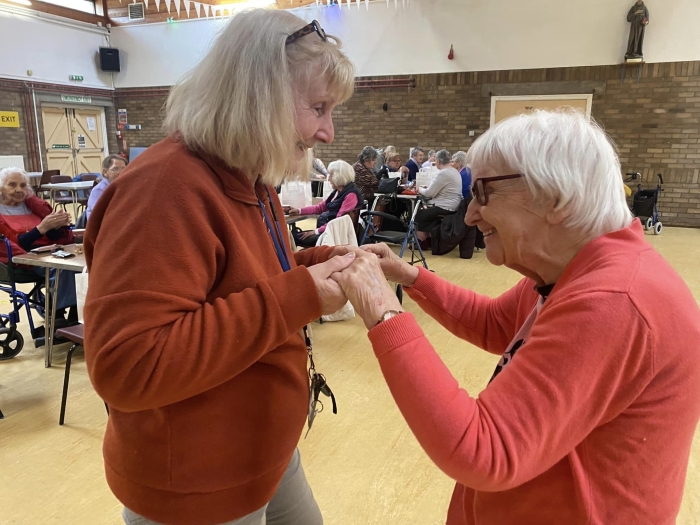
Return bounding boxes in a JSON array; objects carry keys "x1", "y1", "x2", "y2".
[{"x1": 333, "y1": 111, "x2": 700, "y2": 525}]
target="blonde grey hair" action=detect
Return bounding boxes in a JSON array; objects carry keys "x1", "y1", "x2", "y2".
[
  {"x1": 164, "y1": 9, "x2": 355, "y2": 185},
  {"x1": 358, "y1": 146, "x2": 378, "y2": 164},
  {"x1": 327, "y1": 159, "x2": 355, "y2": 188},
  {"x1": 0, "y1": 166, "x2": 34, "y2": 200},
  {"x1": 466, "y1": 110, "x2": 633, "y2": 237}
]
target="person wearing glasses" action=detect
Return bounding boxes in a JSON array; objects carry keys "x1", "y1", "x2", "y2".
[
  {"x1": 331, "y1": 111, "x2": 700, "y2": 524},
  {"x1": 85, "y1": 154, "x2": 127, "y2": 220},
  {"x1": 84, "y1": 11, "x2": 355, "y2": 525}
]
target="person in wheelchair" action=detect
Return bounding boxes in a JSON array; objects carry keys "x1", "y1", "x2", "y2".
[
  {"x1": 0, "y1": 167, "x2": 78, "y2": 325},
  {"x1": 288, "y1": 160, "x2": 363, "y2": 247},
  {"x1": 414, "y1": 149, "x2": 463, "y2": 247}
]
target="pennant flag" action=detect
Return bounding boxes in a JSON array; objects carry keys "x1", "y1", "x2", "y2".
[
  {"x1": 143, "y1": 0, "x2": 148, "y2": 9},
  {"x1": 174, "y1": 0, "x2": 180, "y2": 16},
  {"x1": 365, "y1": 0, "x2": 368, "y2": 9},
  {"x1": 164, "y1": 0, "x2": 170, "y2": 13},
  {"x1": 356, "y1": 0, "x2": 359, "y2": 9},
  {"x1": 184, "y1": 0, "x2": 190, "y2": 17},
  {"x1": 154, "y1": 0, "x2": 160, "y2": 11}
]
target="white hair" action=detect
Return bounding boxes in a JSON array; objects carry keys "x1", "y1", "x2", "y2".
[
  {"x1": 327, "y1": 159, "x2": 354, "y2": 188},
  {"x1": 466, "y1": 110, "x2": 633, "y2": 237},
  {"x1": 0, "y1": 167, "x2": 34, "y2": 199},
  {"x1": 451, "y1": 150, "x2": 467, "y2": 167},
  {"x1": 164, "y1": 9, "x2": 355, "y2": 186}
]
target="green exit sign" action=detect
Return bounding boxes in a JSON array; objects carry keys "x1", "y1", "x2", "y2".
[{"x1": 69, "y1": 75, "x2": 84, "y2": 81}]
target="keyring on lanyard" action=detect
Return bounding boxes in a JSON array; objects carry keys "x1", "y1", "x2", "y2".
[{"x1": 257, "y1": 186, "x2": 337, "y2": 437}]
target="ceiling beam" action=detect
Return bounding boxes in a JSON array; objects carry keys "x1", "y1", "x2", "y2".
[{"x1": 0, "y1": 0, "x2": 109, "y2": 26}]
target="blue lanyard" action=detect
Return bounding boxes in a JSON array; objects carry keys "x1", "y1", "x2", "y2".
[{"x1": 258, "y1": 186, "x2": 291, "y2": 272}]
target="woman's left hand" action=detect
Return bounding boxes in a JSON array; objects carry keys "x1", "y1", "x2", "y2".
[{"x1": 331, "y1": 251, "x2": 403, "y2": 329}]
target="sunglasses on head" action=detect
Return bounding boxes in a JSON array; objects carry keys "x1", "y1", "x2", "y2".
[
  {"x1": 286, "y1": 20, "x2": 327, "y2": 46},
  {"x1": 470, "y1": 174, "x2": 523, "y2": 206}
]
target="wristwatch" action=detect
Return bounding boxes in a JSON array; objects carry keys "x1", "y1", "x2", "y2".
[{"x1": 375, "y1": 310, "x2": 404, "y2": 326}]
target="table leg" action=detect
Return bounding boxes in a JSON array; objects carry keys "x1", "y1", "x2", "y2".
[
  {"x1": 44, "y1": 268, "x2": 51, "y2": 367},
  {"x1": 45, "y1": 268, "x2": 60, "y2": 368},
  {"x1": 72, "y1": 190, "x2": 79, "y2": 221}
]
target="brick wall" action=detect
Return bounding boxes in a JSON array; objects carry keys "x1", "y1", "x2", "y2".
[
  {"x1": 114, "y1": 61, "x2": 700, "y2": 227},
  {"x1": 0, "y1": 83, "x2": 119, "y2": 172},
  {"x1": 0, "y1": 88, "x2": 32, "y2": 169}
]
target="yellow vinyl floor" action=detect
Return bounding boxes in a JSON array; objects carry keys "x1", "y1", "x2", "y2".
[{"x1": 1, "y1": 226, "x2": 699, "y2": 525}]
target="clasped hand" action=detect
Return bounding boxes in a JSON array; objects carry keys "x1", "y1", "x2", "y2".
[{"x1": 310, "y1": 244, "x2": 419, "y2": 329}]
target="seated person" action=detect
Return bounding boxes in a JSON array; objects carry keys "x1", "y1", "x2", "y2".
[
  {"x1": 0, "y1": 167, "x2": 77, "y2": 325},
  {"x1": 353, "y1": 146, "x2": 380, "y2": 203},
  {"x1": 288, "y1": 160, "x2": 363, "y2": 247},
  {"x1": 405, "y1": 147, "x2": 425, "y2": 182},
  {"x1": 415, "y1": 149, "x2": 463, "y2": 245},
  {"x1": 86, "y1": 154, "x2": 127, "y2": 220},
  {"x1": 422, "y1": 150, "x2": 436, "y2": 168},
  {"x1": 376, "y1": 152, "x2": 409, "y2": 181},
  {"x1": 451, "y1": 150, "x2": 472, "y2": 199}
]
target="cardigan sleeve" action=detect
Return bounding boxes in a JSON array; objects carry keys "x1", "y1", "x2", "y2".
[
  {"x1": 405, "y1": 267, "x2": 531, "y2": 355},
  {"x1": 367, "y1": 291, "x2": 652, "y2": 491}
]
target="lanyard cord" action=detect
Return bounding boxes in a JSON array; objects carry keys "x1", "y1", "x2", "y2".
[{"x1": 257, "y1": 186, "x2": 291, "y2": 272}]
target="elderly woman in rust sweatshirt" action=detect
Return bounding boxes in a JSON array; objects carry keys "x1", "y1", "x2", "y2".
[{"x1": 84, "y1": 10, "x2": 356, "y2": 525}]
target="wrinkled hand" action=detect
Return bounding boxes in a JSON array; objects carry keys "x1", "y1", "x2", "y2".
[
  {"x1": 288, "y1": 207, "x2": 300, "y2": 216},
  {"x1": 330, "y1": 251, "x2": 403, "y2": 329},
  {"x1": 307, "y1": 253, "x2": 356, "y2": 315},
  {"x1": 360, "y1": 243, "x2": 419, "y2": 287},
  {"x1": 37, "y1": 212, "x2": 71, "y2": 235},
  {"x1": 327, "y1": 245, "x2": 366, "y2": 259},
  {"x1": 400, "y1": 166, "x2": 409, "y2": 174},
  {"x1": 300, "y1": 231, "x2": 316, "y2": 240}
]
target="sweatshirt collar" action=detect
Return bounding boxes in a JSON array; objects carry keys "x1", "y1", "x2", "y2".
[{"x1": 199, "y1": 152, "x2": 270, "y2": 206}]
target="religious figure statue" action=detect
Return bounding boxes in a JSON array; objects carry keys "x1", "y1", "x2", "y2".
[{"x1": 625, "y1": 1, "x2": 650, "y2": 59}]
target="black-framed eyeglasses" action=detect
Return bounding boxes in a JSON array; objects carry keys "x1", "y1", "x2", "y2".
[
  {"x1": 470, "y1": 174, "x2": 523, "y2": 206},
  {"x1": 286, "y1": 20, "x2": 327, "y2": 46}
]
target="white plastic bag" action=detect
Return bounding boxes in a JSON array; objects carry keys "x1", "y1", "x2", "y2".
[
  {"x1": 321, "y1": 180, "x2": 334, "y2": 199},
  {"x1": 280, "y1": 180, "x2": 313, "y2": 209},
  {"x1": 75, "y1": 267, "x2": 88, "y2": 324}
]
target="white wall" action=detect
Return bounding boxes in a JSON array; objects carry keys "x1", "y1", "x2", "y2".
[
  {"x1": 110, "y1": 0, "x2": 700, "y2": 88},
  {"x1": 0, "y1": 7, "x2": 113, "y2": 88}
]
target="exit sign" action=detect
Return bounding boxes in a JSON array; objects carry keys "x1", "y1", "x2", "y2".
[
  {"x1": 61, "y1": 95, "x2": 91, "y2": 103},
  {"x1": 69, "y1": 75, "x2": 84, "y2": 81},
  {"x1": 0, "y1": 111, "x2": 19, "y2": 128}
]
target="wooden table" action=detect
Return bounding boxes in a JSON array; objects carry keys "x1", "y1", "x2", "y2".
[
  {"x1": 41, "y1": 181, "x2": 94, "y2": 218},
  {"x1": 12, "y1": 244, "x2": 86, "y2": 368}
]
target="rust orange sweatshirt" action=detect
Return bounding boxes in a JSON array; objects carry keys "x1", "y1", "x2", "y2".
[{"x1": 84, "y1": 137, "x2": 333, "y2": 525}]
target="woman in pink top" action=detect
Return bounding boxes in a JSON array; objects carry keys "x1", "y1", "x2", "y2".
[
  {"x1": 333, "y1": 111, "x2": 700, "y2": 524},
  {"x1": 288, "y1": 160, "x2": 363, "y2": 247}
]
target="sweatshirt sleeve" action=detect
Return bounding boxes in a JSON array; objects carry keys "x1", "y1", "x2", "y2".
[
  {"x1": 300, "y1": 200, "x2": 328, "y2": 216},
  {"x1": 84, "y1": 171, "x2": 330, "y2": 413},
  {"x1": 405, "y1": 267, "x2": 530, "y2": 355},
  {"x1": 367, "y1": 291, "x2": 652, "y2": 492},
  {"x1": 419, "y1": 171, "x2": 448, "y2": 199}
]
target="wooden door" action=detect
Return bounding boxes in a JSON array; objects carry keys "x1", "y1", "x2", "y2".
[
  {"x1": 73, "y1": 108, "x2": 104, "y2": 174},
  {"x1": 42, "y1": 107, "x2": 75, "y2": 176}
]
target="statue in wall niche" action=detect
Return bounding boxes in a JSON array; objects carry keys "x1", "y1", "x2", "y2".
[{"x1": 625, "y1": 0, "x2": 649, "y2": 60}]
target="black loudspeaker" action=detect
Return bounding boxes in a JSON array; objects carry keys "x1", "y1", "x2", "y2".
[{"x1": 99, "y1": 47, "x2": 121, "y2": 72}]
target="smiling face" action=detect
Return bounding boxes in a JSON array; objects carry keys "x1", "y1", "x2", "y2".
[
  {"x1": 465, "y1": 167, "x2": 552, "y2": 278},
  {"x1": 1, "y1": 172, "x2": 30, "y2": 206},
  {"x1": 414, "y1": 151, "x2": 425, "y2": 164},
  {"x1": 293, "y1": 78, "x2": 338, "y2": 170}
]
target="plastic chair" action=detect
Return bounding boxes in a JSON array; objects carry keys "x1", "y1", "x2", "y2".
[{"x1": 50, "y1": 175, "x2": 75, "y2": 212}]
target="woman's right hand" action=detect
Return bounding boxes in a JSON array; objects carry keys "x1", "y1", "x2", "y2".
[
  {"x1": 307, "y1": 252, "x2": 357, "y2": 314},
  {"x1": 361, "y1": 243, "x2": 419, "y2": 287},
  {"x1": 37, "y1": 212, "x2": 71, "y2": 235},
  {"x1": 288, "y1": 207, "x2": 300, "y2": 216}
]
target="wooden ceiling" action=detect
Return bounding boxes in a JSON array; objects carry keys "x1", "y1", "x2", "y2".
[
  {"x1": 0, "y1": 0, "x2": 319, "y2": 26},
  {"x1": 106, "y1": 0, "x2": 319, "y2": 25}
]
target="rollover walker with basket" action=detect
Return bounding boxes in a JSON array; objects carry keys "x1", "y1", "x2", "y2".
[{"x1": 626, "y1": 172, "x2": 664, "y2": 235}]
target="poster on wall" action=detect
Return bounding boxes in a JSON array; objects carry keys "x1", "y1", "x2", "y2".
[
  {"x1": 118, "y1": 109, "x2": 128, "y2": 125},
  {"x1": 87, "y1": 117, "x2": 96, "y2": 131},
  {"x1": 78, "y1": 135, "x2": 86, "y2": 149}
]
